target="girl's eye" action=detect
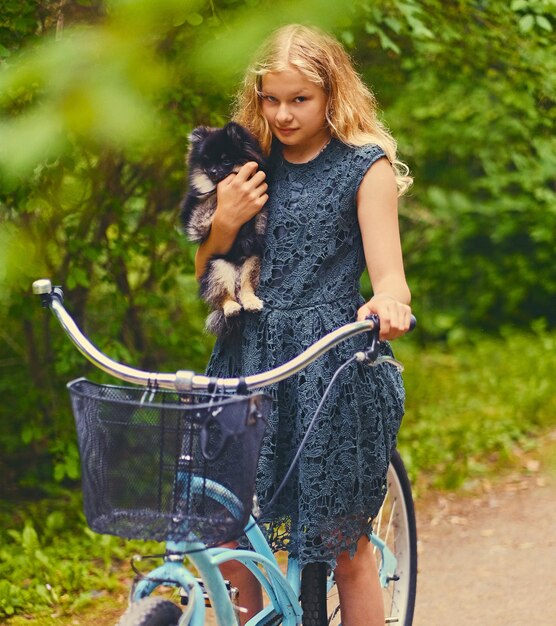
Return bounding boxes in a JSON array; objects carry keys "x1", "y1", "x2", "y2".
[
  {"x1": 262, "y1": 95, "x2": 277, "y2": 103},
  {"x1": 294, "y1": 96, "x2": 307, "y2": 103}
]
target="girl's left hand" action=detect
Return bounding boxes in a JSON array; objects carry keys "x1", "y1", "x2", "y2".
[{"x1": 357, "y1": 294, "x2": 412, "y2": 340}]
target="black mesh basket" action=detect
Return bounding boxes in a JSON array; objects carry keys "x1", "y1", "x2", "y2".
[{"x1": 67, "y1": 378, "x2": 270, "y2": 546}]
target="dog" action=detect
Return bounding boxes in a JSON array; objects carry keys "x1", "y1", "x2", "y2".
[{"x1": 180, "y1": 122, "x2": 268, "y2": 336}]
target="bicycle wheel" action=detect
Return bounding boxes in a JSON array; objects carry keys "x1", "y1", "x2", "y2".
[
  {"x1": 116, "y1": 597, "x2": 183, "y2": 626},
  {"x1": 315, "y1": 449, "x2": 417, "y2": 625}
]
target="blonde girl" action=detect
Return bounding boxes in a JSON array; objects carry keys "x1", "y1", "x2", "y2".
[{"x1": 195, "y1": 24, "x2": 412, "y2": 626}]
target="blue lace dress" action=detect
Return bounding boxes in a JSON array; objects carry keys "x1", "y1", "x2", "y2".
[{"x1": 206, "y1": 138, "x2": 405, "y2": 569}]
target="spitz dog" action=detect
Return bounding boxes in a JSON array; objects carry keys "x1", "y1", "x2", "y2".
[{"x1": 180, "y1": 122, "x2": 268, "y2": 336}]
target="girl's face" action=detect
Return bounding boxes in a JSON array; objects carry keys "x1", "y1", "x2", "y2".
[{"x1": 260, "y1": 67, "x2": 330, "y2": 160}]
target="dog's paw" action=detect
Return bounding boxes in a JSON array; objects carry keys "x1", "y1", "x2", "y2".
[
  {"x1": 223, "y1": 301, "x2": 242, "y2": 317},
  {"x1": 241, "y1": 294, "x2": 264, "y2": 312}
]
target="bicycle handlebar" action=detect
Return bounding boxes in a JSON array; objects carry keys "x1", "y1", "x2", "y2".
[{"x1": 33, "y1": 279, "x2": 414, "y2": 392}]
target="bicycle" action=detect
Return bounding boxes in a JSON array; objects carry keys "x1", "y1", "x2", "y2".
[{"x1": 32, "y1": 278, "x2": 417, "y2": 626}]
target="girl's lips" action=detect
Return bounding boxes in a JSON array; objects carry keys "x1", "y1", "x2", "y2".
[{"x1": 276, "y1": 127, "x2": 298, "y2": 134}]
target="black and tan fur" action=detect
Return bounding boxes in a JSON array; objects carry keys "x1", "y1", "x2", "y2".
[{"x1": 180, "y1": 122, "x2": 267, "y2": 336}]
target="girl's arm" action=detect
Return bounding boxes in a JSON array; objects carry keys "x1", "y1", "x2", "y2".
[
  {"x1": 194, "y1": 162, "x2": 268, "y2": 280},
  {"x1": 356, "y1": 157, "x2": 412, "y2": 340}
]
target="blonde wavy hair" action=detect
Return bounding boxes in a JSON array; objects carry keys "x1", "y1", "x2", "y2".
[{"x1": 232, "y1": 24, "x2": 412, "y2": 196}]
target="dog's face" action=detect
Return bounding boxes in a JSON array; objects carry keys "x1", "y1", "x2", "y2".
[{"x1": 188, "y1": 122, "x2": 265, "y2": 194}]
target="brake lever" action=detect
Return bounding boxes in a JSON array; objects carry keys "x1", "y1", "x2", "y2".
[
  {"x1": 354, "y1": 350, "x2": 405, "y2": 371},
  {"x1": 354, "y1": 313, "x2": 415, "y2": 371},
  {"x1": 369, "y1": 355, "x2": 404, "y2": 372},
  {"x1": 364, "y1": 314, "x2": 381, "y2": 361}
]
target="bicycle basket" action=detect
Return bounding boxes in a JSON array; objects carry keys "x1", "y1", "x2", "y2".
[{"x1": 67, "y1": 378, "x2": 270, "y2": 545}]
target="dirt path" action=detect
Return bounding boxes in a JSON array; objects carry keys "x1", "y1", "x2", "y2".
[{"x1": 413, "y1": 469, "x2": 556, "y2": 626}]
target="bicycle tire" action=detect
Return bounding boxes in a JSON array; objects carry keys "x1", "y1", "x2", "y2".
[
  {"x1": 306, "y1": 449, "x2": 417, "y2": 625},
  {"x1": 115, "y1": 597, "x2": 183, "y2": 626},
  {"x1": 300, "y1": 561, "x2": 328, "y2": 626}
]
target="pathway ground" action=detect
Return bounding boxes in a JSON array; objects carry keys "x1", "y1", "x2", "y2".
[{"x1": 413, "y1": 465, "x2": 556, "y2": 626}]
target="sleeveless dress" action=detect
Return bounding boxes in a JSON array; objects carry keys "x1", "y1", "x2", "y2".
[{"x1": 206, "y1": 138, "x2": 405, "y2": 569}]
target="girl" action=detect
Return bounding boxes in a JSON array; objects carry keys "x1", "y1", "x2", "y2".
[{"x1": 194, "y1": 24, "x2": 412, "y2": 626}]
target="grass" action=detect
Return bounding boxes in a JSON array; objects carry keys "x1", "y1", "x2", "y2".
[
  {"x1": 396, "y1": 328, "x2": 556, "y2": 492},
  {"x1": 6, "y1": 595, "x2": 124, "y2": 626},
  {"x1": 2, "y1": 328, "x2": 555, "y2": 621}
]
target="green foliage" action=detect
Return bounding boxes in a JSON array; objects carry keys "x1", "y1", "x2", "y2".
[
  {"x1": 359, "y1": 0, "x2": 556, "y2": 335},
  {"x1": 0, "y1": 0, "x2": 42, "y2": 57},
  {"x1": 0, "y1": 0, "x2": 230, "y2": 493},
  {"x1": 0, "y1": 490, "x2": 163, "y2": 618}
]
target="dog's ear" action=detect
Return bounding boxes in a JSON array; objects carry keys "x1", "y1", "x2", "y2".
[
  {"x1": 186, "y1": 126, "x2": 213, "y2": 164},
  {"x1": 225, "y1": 122, "x2": 265, "y2": 167},
  {"x1": 225, "y1": 122, "x2": 250, "y2": 144},
  {"x1": 188, "y1": 126, "x2": 212, "y2": 145}
]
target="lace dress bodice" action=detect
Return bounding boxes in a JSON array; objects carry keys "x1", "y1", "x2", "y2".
[{"x1": 257, "y1": 139, "x2": 372, "y2": 308}]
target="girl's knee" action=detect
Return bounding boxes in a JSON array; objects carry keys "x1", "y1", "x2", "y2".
[{"x1": 334, "y1": 538, "x2": 373, "y2": 582}]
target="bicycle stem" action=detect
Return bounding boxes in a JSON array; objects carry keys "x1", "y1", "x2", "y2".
[{"x1": 32, "y1": 279, "x2": 378, "y2": 392}]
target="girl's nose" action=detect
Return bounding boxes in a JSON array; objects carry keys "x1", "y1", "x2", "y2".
[{"x1": 276, "y1": 103, "x2": 293, "y2": 124}]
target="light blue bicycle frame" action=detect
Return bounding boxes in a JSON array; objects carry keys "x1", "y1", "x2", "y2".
[{"x1": 129, "y1": 474, "x2": 398, "y2": 626}]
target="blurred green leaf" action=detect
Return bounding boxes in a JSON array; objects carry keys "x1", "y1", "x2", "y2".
[
  {"x1": 186, "y1": 12, "x2": 204, "y2": 26},
  {"x1": 519, "y1": 13, "x2": 535, "y2": 31},
  {"x1": 191, "y1": 0, "x2": 355, "y2": 83},
  {"x1": 536, "y1": 14, "x2": 553, "y2": 30}
]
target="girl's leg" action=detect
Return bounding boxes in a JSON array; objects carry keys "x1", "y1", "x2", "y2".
[
  {"x1": 334, "y1": 536, "x2": 385, "y2": 626},
  {"x1": 218, "y1": 542, "x2": 263, "y2": 625}
]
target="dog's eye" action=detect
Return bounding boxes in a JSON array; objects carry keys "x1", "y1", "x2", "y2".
[{"x1": 221, "y1": 158, "x2": 232, "y2": 166}]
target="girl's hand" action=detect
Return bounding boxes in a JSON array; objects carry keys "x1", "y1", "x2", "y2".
[
  {"x1": 357, "y1": 294, "x2": 412, "y2": 340},
  {"x1": 214, "y1": 161, "x2": 268, "y2": 232}
]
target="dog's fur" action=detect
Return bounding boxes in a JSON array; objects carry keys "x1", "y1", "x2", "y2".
[{"x1": 180, "y1": 122, "x2": 268, "y2": 336}]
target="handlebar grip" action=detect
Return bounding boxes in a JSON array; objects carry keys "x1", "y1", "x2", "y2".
[
  {"x1": 32, "y1": 279, "x2": 64, "y2": 307},
  {"x1": 365, "y1": 314, "x2": 417, "y2": 333},
  {"x1": 32, "y1": 279, "x2": 52, "y2": 295}
]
